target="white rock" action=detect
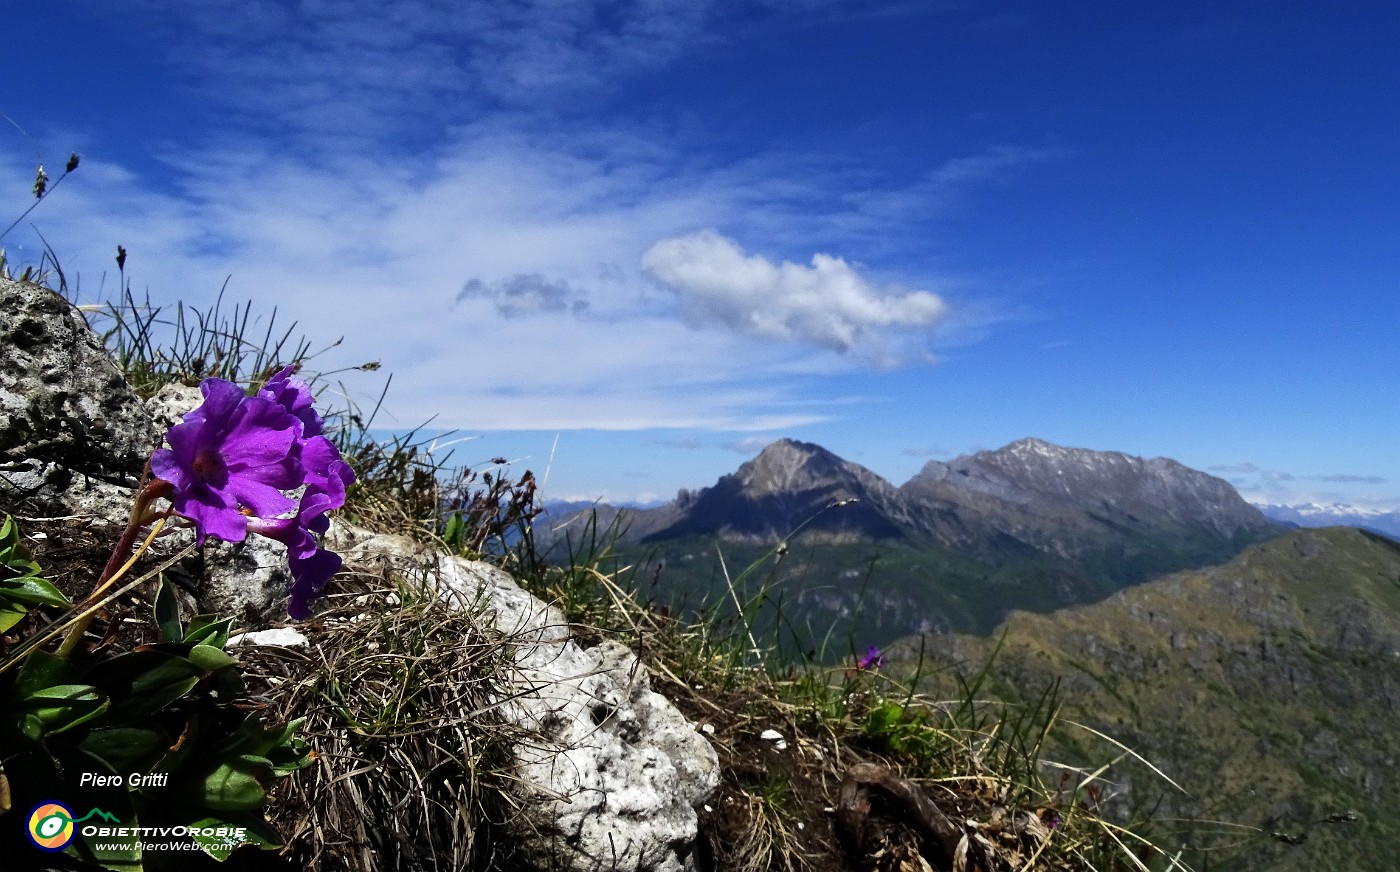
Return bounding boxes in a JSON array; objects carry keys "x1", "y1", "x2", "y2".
[
  {"x1": 227, "y1": 627, "x2": 309, "y2": 648},
  {"x1": 326, "y1": 523, "x2": 720, "y2": 872}
]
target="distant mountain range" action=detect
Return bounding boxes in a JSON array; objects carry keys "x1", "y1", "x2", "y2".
[
  {"x1": 1256, "y1": 502, "x2": 1400, "y2": 540},
  {"x1": 542, "y1": 440, "x2": 1400, "y2": 869},
  {"x1": 544, "y1": 438, "x2": 1286, "y2": 643}
]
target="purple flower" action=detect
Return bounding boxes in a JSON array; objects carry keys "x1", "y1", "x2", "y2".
[
  {"x1": 248, "y1": 479, "x2": 352, "y2": 620},
  {"x1": 856, "y1": 645, "x2": 886, "y2": 671},
  {"x1": 151, "y1": 371, "x2": 355, "y2": 618},
  {"x1": 259, "y1": 365, "x2": 324, "y2": 437},
  {"x1": 151, "y1": 379, "x2": 303, "y2": 545}
]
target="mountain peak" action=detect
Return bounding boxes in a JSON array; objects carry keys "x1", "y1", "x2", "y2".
[
  {"x1": 737, "y1": 439, "x2": 847, "y2": 495},
  {"x1": 905, "y1": 436, "x2": 1280, "y2": 543},
  {"x1": 1003, "y1": 436, "x2": 1062, "y2": 455},
  {"x1": 643, "y1": 439, "x2": 908, "y2": 543}
]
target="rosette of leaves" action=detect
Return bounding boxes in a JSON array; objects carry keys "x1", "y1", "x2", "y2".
[
  {"x1": 0, "y1": 514, "x2": 71, "y2": 632},
  {"x1": 0, "y1": 568, "x2": 311, "y2": 871}
]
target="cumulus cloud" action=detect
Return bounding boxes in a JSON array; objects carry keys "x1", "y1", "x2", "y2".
[{"x1": 642, "y1": 230, "x2": 946, "y2": 362}]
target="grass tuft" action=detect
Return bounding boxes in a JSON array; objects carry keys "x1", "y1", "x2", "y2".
[{"x1": 238, "y1": 568, "x2": 525, "y2": 872}]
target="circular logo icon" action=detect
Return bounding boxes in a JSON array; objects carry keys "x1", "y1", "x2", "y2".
[{"x1": 26, "y1": 802, "x2": 76, "y2": 852}]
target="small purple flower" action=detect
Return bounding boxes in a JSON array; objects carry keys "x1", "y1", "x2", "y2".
[
  {"x1": 856, "y1": 645, "x2": 886, "y2": 671},
  {"x1": 259, "y1": 365, "x2": 324, "y2": 437},
  {"x1": 151, "y1": 379, "x2": 303, "y2": 545},
  {"x1": 299, "y1": 434, "x2": 350, "y2": 495},
  {"x1": 248, "y1": 478, "x2": 352, "y2": 619}
]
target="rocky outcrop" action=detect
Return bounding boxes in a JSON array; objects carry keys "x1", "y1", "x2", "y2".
[
  {"x1": 0, "y1": 280, "x2": 719, "y2": 872},
  {"x1": 0, "y1": 277, "x2": 158, "y2": 516},
  {"x1": 328, "y1": 526, "x2": 719, "y2": 872},
  {"x1": 902, "y1": 437, "x2": 1282, "y2": 563},
  {"x1": 643, "y1": 438, "x2": 912, "y2": 543}
]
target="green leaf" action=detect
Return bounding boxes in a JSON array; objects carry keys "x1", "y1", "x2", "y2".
[
  {"x1": 87, "y1": 650, "x2": 205, "y2": 723},
  {"x1": 153, "y1": 576, "x2": 182, "y2": 643},
  {"x1": 444, "y1": 511, "x2": 465, "y2": 550},
  {"x1": 186, "y1": 811, "x2": 283, "y2": 860},
  {"x1": 195, "y1": 755, "x2": 272, "y2": 811},
  {"x1": 183, "y1": 615, "x2": 234, "y2": 648},
  {"x1": 185, "y1": 643, "x2": 237, "y2": 672},
  {"x1": 0, "y1": 573, "x2": 68, "y2": 607},
  {"x1": 0, "y1": 601, "x2": 26, "y2": 631},
  {"x1": 16, "y1": 711, "x2": 44, "y2": 742},
  {"x1": 10, "y1": 649, "x2": 80, "y2": 703},
  {"x1": 0, "y1": 515, "x2": 19, "y2": 557},
  {"x1": 20, "y1": 684, "x2": 109, "y2": 734},
  {"x1": 78, "y1": 726, "x2": 171, "y2": 774},
  {"x1": 0, "y1": 516, "x2": 43, "y2": 579}
]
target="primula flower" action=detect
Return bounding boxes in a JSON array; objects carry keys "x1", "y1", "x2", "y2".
[
  {"x1": 152, "y1": 370, "x2": 354, "y2": 619},
  {"x1": 248, "y1": 471, "x2": 354, "y2": 619},
  {"x1": 151, "y1": 378, "x2": 303, "y2": 545},
  {"x1": 856, "y1": 645, "x2": 886, "y2": 671},
  {"x1": 259, "y1": 365, "x2": 324, "y2": 437}
]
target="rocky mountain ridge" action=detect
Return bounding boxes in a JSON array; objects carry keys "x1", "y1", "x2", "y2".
[
  {"x1": 618, "y1": 436, "x2": 1280, "y2": 559},
  {"x1": 560, "y1": 437, "x2": 1287, "y2": 641}
]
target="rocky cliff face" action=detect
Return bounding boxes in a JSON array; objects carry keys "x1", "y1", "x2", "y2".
[
  {"x1": 643, "y1": 439, "x2": 912, "y2": 543},
  {"x1": 901, "y1": 437, "x2": 1281, "y2": 563}
]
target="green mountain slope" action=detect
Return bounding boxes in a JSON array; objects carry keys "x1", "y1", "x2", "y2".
[{"x1": 904, "y1": 527, "x2": 1400, "y2": 871}]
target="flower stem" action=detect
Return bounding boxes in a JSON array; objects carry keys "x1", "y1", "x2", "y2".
[{"x1": 54, "y1": 479, "x2": 174, "y2": 658}]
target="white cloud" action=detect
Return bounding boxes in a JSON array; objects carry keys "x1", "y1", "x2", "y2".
[{"x1": 642, "y1": 230, "x2": 946, "y2": 362}]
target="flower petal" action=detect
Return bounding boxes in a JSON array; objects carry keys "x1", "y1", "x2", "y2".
[
  {"x1": 260, "y1": 365, "x2": 324, "y2": 437},
  {"x1": 229, "y1": 476, "x2": 298, "y2": 520},
  {"x1": 287, "y1": 549, "x2": 343, "y2": 620},
  {"x1": 220, "y1": 397, "x2": 302, "y2": 476}
]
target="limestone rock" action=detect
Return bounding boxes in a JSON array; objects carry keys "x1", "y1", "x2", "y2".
[
  {"x1": 0, "y1": 277, "x2": 159, "y2": 512},
  {"x1": 329, "y1": 524, "x2": 720, "y2": 872},
  {"x1": 146, "y1": 382, "x2": 203, "y2": 434}
]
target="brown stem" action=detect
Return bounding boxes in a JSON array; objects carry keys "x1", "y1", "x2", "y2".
[{"x1": 56, "y1": 478, "x2": 175, "y2": 657}]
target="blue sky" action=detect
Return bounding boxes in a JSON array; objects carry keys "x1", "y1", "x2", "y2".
[{"x1": 3, "y1": 1, "x2": 1397, "y2": 508}]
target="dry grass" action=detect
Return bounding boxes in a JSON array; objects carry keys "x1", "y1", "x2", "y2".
[
  {"x1": 238, "y1": 566, "x2": 527, "y2": 872},
  {"x1": 513, "y1": 537, "x2": 1177, "y2": 872}
]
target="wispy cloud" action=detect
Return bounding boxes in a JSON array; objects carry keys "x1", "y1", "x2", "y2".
[
  {"x1": 901, "y1": 446, "x2": 949, "y2": 458},
  {"x1": 723, "y1": 436, "x2": 776, "y2": 454},
  {"x1": 1213, "y1": 461, "x2": 1393, "y2": 507},
  {"x1": 1317, "y1": 473, "x2": 1387, "y2": 485},
  {"x1": 2, "y1": 1, "x2": 1051, "y2": 433}
]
